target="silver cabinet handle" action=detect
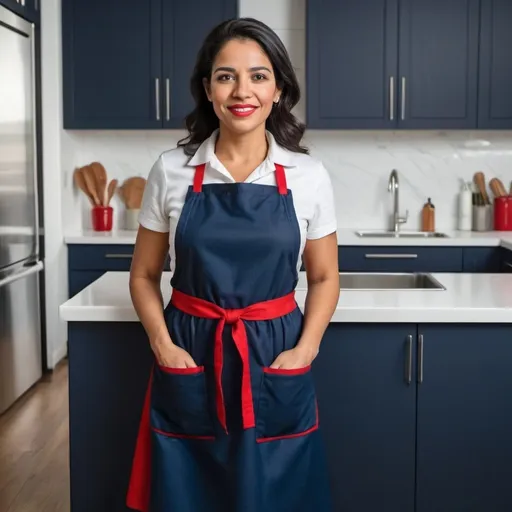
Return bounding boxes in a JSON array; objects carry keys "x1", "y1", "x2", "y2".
[
  {"x1": 365, "y1": 253, "x2": 418, "y2": 259},
  {"x1": 35, "y1": 0, "x2": 38, "y2": 10},
  {"x1": 104, "y1": 253, "x2": 133, "y2": 259},
  {"x1": 155, "y1": 78, "x2": 160, "y2": 121},
  {"x1": 401, "y1": 76, "x2": 406, "y2": 121},
  {"x1": 405, "y1": 335, "x2": 412, "y2": 385},
  {"x1": 165, "y1": 78, "x2": 170, "y2": 121},
  {"x1": 418, "y1": 334, "x2": 424, "y2": 383},
  {"x1": 389, "y1": 76, "x2": 395, "y2": 121}
]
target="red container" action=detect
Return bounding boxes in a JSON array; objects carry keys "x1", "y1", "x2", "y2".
[
  {"x1": 494, "y1": 197, "x2": 512, "y2": 231},
  {"x1": 91, "y1": 206, "x2": 113, "y2": 231}
]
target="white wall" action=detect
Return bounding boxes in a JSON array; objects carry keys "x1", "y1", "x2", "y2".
[{"x1": 42, "y1": 0, "x2": 512, "y2": 367}]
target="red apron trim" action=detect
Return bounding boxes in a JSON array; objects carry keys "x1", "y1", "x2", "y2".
[
  {"x1": 171, "y1": 289, "x2": 297, "y2": 433},
  {"x1": 193, "y1": 163, "x2": 206, "y2": 193},
  {"x1": 263, "y1": 365, "x2": 311, "y2": 376},
  {"x1": 157, "y1": 364, "x2": 205, "y2": 375},
  {"x1": 274, "y1": 164, "x2": 288, "y2": 195},
  {"x1": 126, "y1": 367, "x2": 154, "y2": 512},
  {"x1": 192, "y1": 162, "x2": 288, "y2": 195}
]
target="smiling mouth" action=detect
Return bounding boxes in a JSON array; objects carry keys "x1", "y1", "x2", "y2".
[{"x1": 227, "y1": 105, "x2": 258, "y2": 117}]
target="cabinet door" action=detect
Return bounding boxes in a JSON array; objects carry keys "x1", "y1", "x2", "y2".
[
  {"x1": 478, "y1": 0, "x2": 512, "y2": 129},
  {"x1": 416, "y1": 324, "x2": 512, "y2": 512},
  {"x1": 398, "y1": 0, "x2": 479, "y2": 129},
  {"x1": 313, "y1": 324, "x2": 416, "y2": 512},
  {"x1": 462, "y1": 247, "x2": 501, "y2": 272},
  {"x1": 501, "y1": 248, "x2": 512, "y2": 273},
  {"x1": 62, "y1": 0, "x2": 162, "y2": 129},
  {"x1": 306, "y1": 0, "x2": 399, "y2": 129},
  {"x1": 162, "y1": 0, "x2": 237, "y2": 128}
]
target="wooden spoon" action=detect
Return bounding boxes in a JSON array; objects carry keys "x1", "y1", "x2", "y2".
[
  {"x1": 495, "y1": 178, "x2": 508, "y2": 198},
  {"x1": 90, "y1": 162, "x2": 108, "y2": 206},
  {"x1": 122, "y1": 177, "x2": 146, "y2": 209},
  {"x1": 73, "y1": 167, "x2": 95, "y2": 205},
  {"x1": 82, "y1": 165, "x2": 101, "y2": 206},
  {"x1": 473, "y1": 172, "x2": 490, "y2": 205},
  {"x1": 490, "y1": 178, "x2": 504, "y2": 198},
  {"x1": 106, "y1": 179, "x2": 118, "y2": 205}
]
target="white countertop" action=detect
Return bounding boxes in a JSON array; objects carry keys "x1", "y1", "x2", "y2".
[
  {"x1": 60, "y1": 271, "x2": 512, "y2": 324},
  {"x1": 64, "y1": 228, "x2": 512, "y2": 249}
]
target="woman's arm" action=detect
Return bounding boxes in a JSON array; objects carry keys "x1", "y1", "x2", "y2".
[
  {"x1": 129, "y1": 226, "x2": 197, "y2": 368},
  {"x1": 270, "y1": 232, "x2": 339, "y2": 369}
]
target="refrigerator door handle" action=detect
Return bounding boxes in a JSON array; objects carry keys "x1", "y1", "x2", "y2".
[{"x1": 0, "y1": 261, "x2": 43, "y2": 289}]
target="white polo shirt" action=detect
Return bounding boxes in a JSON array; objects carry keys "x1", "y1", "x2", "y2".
[{"x1": 138, "y1": 129, "x2": 337, "y2": 272}]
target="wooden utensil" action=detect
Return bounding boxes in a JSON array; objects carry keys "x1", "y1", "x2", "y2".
[
  {"x1": 73, "y1": 167, "x2": 95, "y2": 205},
  {"x1": 106, "y1": 179, "x2": 118, "y2": 205},
  {"x1": 510, "y1": 181, "x2": 512, "y2": 196},
  {"x1": 90, "y1": 162, "x2": 108, "y2": 206},
  {"x1": 473, "y1": 172, "x2": 490, "y2": 205},
  {"x1": 82, "y1": 165, "x2": 101, "y2": 205},
  {"x1": 490, "y1": 178, "x2": 503, "y2": 198},
  {"x1": 121, "y1": 177, "x2": 146, "y2": 209},
  {"x1": 495, "y1": 178, "x2": 508, "y2": 198}
]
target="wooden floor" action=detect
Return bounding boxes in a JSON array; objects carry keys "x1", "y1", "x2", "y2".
[{"x1": 0, "y1": 360, "x2": 70, "y2": 512}]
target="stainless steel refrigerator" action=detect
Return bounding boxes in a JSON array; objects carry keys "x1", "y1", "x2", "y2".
[{"x1": 0, "y1": 5, "x2": 44, "y2": 415}]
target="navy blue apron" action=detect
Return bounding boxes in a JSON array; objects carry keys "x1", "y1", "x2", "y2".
[{"x1": 127, "y1": 160, "x2": 332, "y2": 512}]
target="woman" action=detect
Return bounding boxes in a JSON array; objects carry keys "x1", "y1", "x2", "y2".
[{"x1": 126, "y1": 17, "x2": 340, "y2": 512}]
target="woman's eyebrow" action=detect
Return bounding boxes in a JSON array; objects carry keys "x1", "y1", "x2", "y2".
[{"x1": 213, "y1": 66, "x2": 273, "y2": 74}]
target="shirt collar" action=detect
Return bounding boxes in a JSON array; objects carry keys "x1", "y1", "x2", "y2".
[{"x1": 187, "y1": 129, "x2": 298, "y2": 169}]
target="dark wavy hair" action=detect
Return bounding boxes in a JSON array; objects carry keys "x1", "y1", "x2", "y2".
[{"x1": 177, "y1": 17, "x2": 308, "y2": 156}]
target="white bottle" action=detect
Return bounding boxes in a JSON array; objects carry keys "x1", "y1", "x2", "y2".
[{"x1": 458, "y1": 181, "x2": 472, "y2": 231}]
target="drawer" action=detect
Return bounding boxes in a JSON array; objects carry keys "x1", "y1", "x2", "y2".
[
  {"x1": 338, "y1": 246, "x2": 463, "y2": 273},
  {"x1": 68, "y1": 245, "x2": 135, "y2": 270},
  {"x1": 68, "y1": 244, "x2": 171, "y2": 271}
]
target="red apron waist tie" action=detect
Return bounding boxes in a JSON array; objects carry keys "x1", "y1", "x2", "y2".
[{"x1": 170, "y1": 289, "x2": 297, "y2": 433}]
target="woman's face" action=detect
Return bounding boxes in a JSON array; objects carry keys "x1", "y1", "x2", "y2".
[{"x1": 204, "y1": 38, "x2": 281, "y2": 136}]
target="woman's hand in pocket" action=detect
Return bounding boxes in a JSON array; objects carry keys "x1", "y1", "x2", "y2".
[
  {"x1": 269, "y1": 344, "x2": 319, "y2": 370},
  {"x1": 151, "y1": 335, "x2": 197, "y2": 369}
]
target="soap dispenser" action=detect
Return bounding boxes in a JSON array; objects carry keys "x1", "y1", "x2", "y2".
[{"x1": 421, "y1": 198, "x2": 435, "y2": 232}]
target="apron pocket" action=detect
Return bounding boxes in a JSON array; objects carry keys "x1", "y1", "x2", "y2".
[
  {"x1": 150, "y1": 364, "x2": 215, "y2": 440},
  {"x1": 256, "y1": 365, "x2": 318, "y2": 443}
]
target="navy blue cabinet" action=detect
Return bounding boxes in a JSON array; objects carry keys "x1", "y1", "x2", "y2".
[
  {"x1": 162, "y1": 0, "x2": 237, "y2": 127},
  {"x1": 478, "y1": 0, "x2": 512, "y2": 129},
  {"x1": 306, "y1": 0, "x2": 399, "y2": 129},
  {"x1": 398, "y1": 0, "x2": 479, "y2": 129},
  {"x1": 314, "y1": 324, "x2": 416, "y2": 512},
  {"x1": 62, "y1": 0, "x2": 237, "y2": 129},
  {"x1": 416, "y1": 324, "x2": 512, "y2": 511},
  {"x1": 501, "y1": 248, "x2": 512, "y2": 273},
  {"x1": 1, "y1": 0, "x2": 39, "y2": 22},
  {"x1": 307, "y1": 0, "x2": 507, "y2": 130},
  {"x1": 67, "y1": 244, "x2": 171, "y2": 297},
  {"x1": 338, "y1": 246, "x2": 463, "y2": 272},
  {"x1": 462, "y1": 247, "x2": 501, "y2": 272}
]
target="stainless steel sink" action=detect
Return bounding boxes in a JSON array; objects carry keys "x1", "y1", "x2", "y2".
[
  {"x1": 339, "y1": 272, "x2": 445, "y2": 290},
  {"x1": 355, "y1": 230, "x2": 449, "y2": 238}
]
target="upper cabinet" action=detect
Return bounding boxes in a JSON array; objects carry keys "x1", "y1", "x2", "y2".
[
  {"x1": 306, "y1": 0, "x2": 399, "y2": 129},
  {"x1": 307, "y1": 0, "x2": 512, "y2": 130},
  {"x1": 0, "y1": 0, "x2": 40, "y2": 22},
  {"x1": 478, "y1": 0, "x2": 512, "y2": 129},
  {"x1": 398, "y1": 0, "x2": 479, "y2": 129},
  {"x1": 62, "y1": 0, "x2": 237, "y2": 129}
]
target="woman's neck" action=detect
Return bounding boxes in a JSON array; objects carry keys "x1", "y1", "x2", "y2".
[{"x1": 214, "y1": 125, "x2": 269, "y2": 181}]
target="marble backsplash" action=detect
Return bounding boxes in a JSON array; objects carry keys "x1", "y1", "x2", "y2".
[{"x1": 62, "y1": 130, "x2": 512, "y2": 233}]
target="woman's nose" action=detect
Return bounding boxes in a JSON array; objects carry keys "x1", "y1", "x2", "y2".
[{"x1": 232, "y1": 76, "x2": 252, "y2": 99}]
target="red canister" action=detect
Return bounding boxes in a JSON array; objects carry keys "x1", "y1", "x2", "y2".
[
  {"x1": 494, "y1": 197, "x2": 512, "y2": 231},
  {"x1": 91, "y1": 206, "x2": 113, "y2": 231}
]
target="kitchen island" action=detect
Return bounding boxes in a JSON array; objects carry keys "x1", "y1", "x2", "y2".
[{"x1": 60, "y1": 271, "x2": 512, "y2": 512}]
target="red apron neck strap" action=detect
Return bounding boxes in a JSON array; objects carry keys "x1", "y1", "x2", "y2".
[
  {"x1": 194, "y1": 163, "x2": 287, "y2": 195},
  {"x1": 193, "y1": 164, "x2": 206, "y2": 193},
  {"x1": 274, "y1": 164, "x2": 288, "y2": 195}
]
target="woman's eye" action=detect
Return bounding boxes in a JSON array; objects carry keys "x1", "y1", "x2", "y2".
[
  {"x1": 217, "y1": 74, "x2": 234, "y2": 81},
  {"x1": 253, "y1": 73, "x2": 267, "y2": 81}
]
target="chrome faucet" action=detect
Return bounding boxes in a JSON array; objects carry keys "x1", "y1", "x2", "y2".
[{"x1": 388, "y1": 169, "x2": 408, "y2": 233}]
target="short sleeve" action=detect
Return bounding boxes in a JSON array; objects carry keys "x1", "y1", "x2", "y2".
[
  {"x1": 307, "y1": 163, "x2": 337, "y2": 240},
  {"x1": 138, "y1": 156, "x2": 170, "y2": 233}
]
